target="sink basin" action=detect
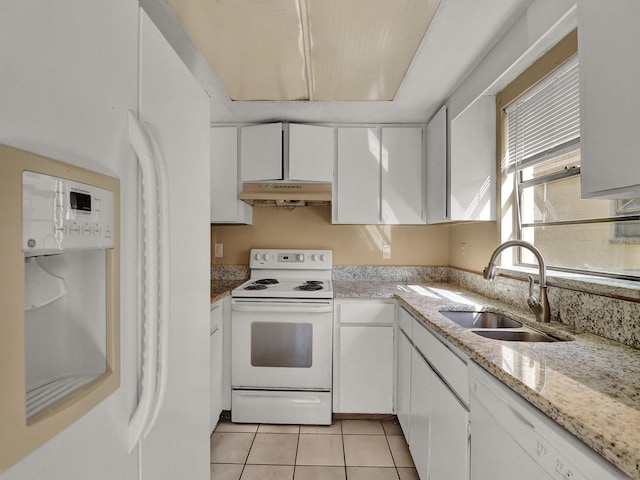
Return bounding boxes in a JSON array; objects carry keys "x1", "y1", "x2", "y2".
[
  {"x1": 473, "y1": 330, "x2": 560, "y2": 342},
  {"x1": 441, "y1": 311, "x2": 522, "y2": 329}
]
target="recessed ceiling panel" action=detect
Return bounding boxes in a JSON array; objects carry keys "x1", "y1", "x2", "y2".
[
  {"x1": 167, "y1": 0, "x2": 443, "y2": 101},
  {"x1": 307, "y1": 0, "x2": 441, "y2": 101},
  {"x1": 167, "y1": 0, "x2": 308, "y2": 101}
]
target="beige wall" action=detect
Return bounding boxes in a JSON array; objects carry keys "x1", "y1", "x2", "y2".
[
  {"x1": 448, "y1": 222, "x2": 500, "y2": 273},
  {"x1": 211, "y1": 206, "x2": 451, "y2": 266}
]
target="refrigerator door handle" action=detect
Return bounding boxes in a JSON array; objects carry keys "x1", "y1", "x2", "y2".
[
  {"x1": 142, "y1": 121, "x2": 171, "y2": 438},
  {"x1": 126, "y1": 111, "x2": 170, "y2": 452}
]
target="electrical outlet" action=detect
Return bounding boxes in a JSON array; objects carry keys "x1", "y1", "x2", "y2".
[
  {"x1": 382, "y1": 244, "x2": 391, "y2": 259},
  {"x1": 461, "y1": 243, "x2": 467, "y2": 257},
  {"x1": 214, "y1": 243, "x2": 223, "y2": 258}
]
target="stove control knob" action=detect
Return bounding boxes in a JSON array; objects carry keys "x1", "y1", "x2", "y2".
[
  {"x1": 319, "y1": 254, "x2": 326, "y2": 261},
  {"x1": 311, "y1": 254, "x2": 318, "y2": 261},
  {"x1": 255, "y1": 253, "x2": 262, "y2": 261},
  {"x1": 297, "y1": 254, "x2": 304, "y2": 262},
  {"x1": 263, "y1": 253, "x2": 270, "y2": 261}
]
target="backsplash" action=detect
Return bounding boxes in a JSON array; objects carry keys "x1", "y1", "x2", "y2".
[
  {"x1": 332, "y1": 266, "x2": 449, "y2": 283},
  {"x1": 211, "y1": 264, "x2": 640, "y2": 349},
  {"x1": 450, "y1": 269, "x2": 640, "y2": 350}
]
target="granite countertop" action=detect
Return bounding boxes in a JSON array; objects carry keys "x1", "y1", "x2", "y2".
[
  {"x1": 210, "y1": 280, "x2": 244, "y2": 303},
  {"x1": 335, "y1": 281, "x2": 640, "y2": 480}
]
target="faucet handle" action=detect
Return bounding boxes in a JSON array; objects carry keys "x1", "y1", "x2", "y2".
[{"x1": 527, "y1": 275, "x2": 536, "y2": 297}]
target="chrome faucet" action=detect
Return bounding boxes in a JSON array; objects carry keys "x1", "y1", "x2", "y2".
[{"x1": 482, "y1": 240, "x2": 551, "y2": 323}]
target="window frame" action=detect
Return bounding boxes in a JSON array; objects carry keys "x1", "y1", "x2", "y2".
[{"x1": 496, "y1": 29, "x2": 640, "y2": 281}]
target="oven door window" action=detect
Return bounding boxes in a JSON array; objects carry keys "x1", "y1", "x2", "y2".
[{"x1": 251, "y1": 322, "x2": 313, "y2": 368}]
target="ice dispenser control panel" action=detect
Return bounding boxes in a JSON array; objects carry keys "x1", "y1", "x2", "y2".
[{"x1": 22, "y1": 171, "x2": 114, "y2": 254}]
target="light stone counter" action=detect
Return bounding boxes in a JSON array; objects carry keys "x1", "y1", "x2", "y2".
[{"x1": 335, "y1": 281, "x2": 640, "y2": 479}]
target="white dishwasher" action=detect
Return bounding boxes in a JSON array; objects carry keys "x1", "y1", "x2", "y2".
[{"x1": 469, "y1": 362, "x2": 629, "y2": 480}]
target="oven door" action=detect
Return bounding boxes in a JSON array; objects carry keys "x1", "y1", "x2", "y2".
[{"x1": 231, "y1": 299, "x2": 333, "y2": 390}]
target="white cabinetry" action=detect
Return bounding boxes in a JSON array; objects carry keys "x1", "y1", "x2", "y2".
[
  {"x1": 381, "y1": 127, "x2": 425, "y2": 224},
  {"x1": 288, "y1": 124, "x2": 334, "y2": 182},
  {"x1": 426, "y1": 105, "x2": 448, "y2": 223},
  {"x1": 333, "y1": 300, "x2": 395, "y2": 414},
  {"x1": 333, "y1": 126, "x2": 425, "y2": 224},
  {"x1": 396, "y1": 309, "x2": 413, "y2": 439},
  {"x1": 210, "y1": 299, "x2": 224, "y2": 433},
  {"x1": 399, "y1": 306, "x2": 470, "y2": 480},
  {"x1": 450, "y1": 96, "x2": 496, "y2": 221},
  {"x1": 210, "y1": 127, "x2": 252, "y2": 224},
  {"x1": 409, "y1": 349, "x2": 432, "y2": 478},
  {"x1": 334, "y1": 127, "x2": 381, "y2": 224},
  {"x1": 578, "y1": 0, "x2": 640, "y2": 198},
  {"x1": 240, "y1": 122, "x2": 283, "y2": 181}
]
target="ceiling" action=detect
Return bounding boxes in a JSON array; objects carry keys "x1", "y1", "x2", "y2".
[
  {"x1": 146, "y1": 0, "x2": 534, "y2": 123},
  {"x1": 166, "y1": 0, "x2": 441, "y2": 102}
]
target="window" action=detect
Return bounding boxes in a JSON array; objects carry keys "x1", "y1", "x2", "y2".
[{"x1": 499, "y1": 31, "x2": 640, "y2": 279}]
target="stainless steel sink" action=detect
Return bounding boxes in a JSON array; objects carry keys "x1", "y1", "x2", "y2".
[
  {"x1": 473, "y1": 330, "x2": 560, "y2": 342},
  {"x1": 440, "y1": 311, "x2": 522, "y2": 329}
]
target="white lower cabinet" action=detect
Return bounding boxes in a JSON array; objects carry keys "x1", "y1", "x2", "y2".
[
  {"x1": 210, "y1": 299, "x2": 224, "y2": 433},
  {"x1": 333, "y1": 300, "x2": 395, "y2": 414},
  {"x1": 409, "y1": 349, "x2": 432, "y2": 479},
  {"x1": 396, "y1": 328, "x2": 412, "y2": 438},
  {"x1": 399, "y1": 307, "x2": 470, "y2": 480},
  {"x1": 430, "y1": 371, "x2": 469, "y2": 480}
]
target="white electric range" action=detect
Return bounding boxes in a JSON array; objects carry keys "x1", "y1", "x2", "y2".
[{"x1": 230, "y1": 249, "x2": 334, "y2": 425}]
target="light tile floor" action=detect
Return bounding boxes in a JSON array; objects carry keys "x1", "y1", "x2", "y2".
[{"x1": 211, "y1": 419, "x2": 419, "y2": 480}]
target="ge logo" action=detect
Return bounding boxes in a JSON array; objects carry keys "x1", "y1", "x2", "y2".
[{"x1": 27, "y1": 238, "x2": 36, "y2": 248}]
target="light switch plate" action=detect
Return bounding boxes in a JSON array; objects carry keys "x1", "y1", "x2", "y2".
[
  {"x1": 214, "y1": 243, "x2": 223, "y2": 258},
  {"x1": 382, "y1": 244, "x2": 391, "y2": 259}
]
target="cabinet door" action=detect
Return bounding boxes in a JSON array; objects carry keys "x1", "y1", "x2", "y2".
[
  {"x1": 427, "y1": 105, "x2": 448, "y2": 223},
  {"x1": 288, "y1": 124, "x2": 334, "y2": 182},
  {"x1": 397, "y1": 329, "x2": 412, "y2": 439},
  {"x1": 240, "y1": 122, "x2": 283, "y2": 181},
  {"x1": 337, "y1": 325, "x2": 394, "y2": 413},
  {"x1": 381, "y1": 127, "x2": 425, "y2": 224},
  {"x1": 210, "y1": 301, "x2": 224, "y2": 433},
  {"x1": 430, "y1": 374, "x2": 469, "y2": 480},
  {"x1": 333, "y1": 127, "x2": 380, "y2": 224},
  {"x1": 210, "y1": 127, "x2": 252, "y2": 224},
  {"x1": 409, "y1": 349, "x2": 431, "y2": 480},
  {"x1": 578, "y1": 0, "x2": 640, "y2": 198},
  {"x1": 450, "y1": 96, "x2": 496, "y2": 221}
]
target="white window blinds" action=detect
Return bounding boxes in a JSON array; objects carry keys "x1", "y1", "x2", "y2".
[{"x1": 506, "y1": 55, "x2": 580, "y2": 172}]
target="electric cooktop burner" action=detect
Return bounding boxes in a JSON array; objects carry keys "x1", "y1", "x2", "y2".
[
  {"x1": 244, "y1": 284, "x2": 268, "y2": 291},
  {"x1": 305, "y1": 280, "x2": 324, "y2": 285},
  {"x1": 254, "y1": 278, "x2": 279, "y2": 285},
  {"x1": 296, "y1": 282, "x2": 324, "y2": 291}
]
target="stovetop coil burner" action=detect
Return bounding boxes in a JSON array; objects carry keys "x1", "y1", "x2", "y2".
[
  {"x1": 244, "y1": 284, "x2": 268, "y2": 291},
  {"x1": 296, "y1": 283, "x2": 324, "y2": 291},
  {"x1": 254, "y1": 278, "x2": 279, "y2": 285}
]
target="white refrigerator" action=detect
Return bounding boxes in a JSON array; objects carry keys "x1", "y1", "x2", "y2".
[{"x1": 0, "y1": 2, "x2": 211, "y2": 479}]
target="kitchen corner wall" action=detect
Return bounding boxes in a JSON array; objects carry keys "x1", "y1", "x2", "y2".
[
  {"x1": 211, "y1": 206, "x2": 450, "y2": 266},
  {"x1": 448, "y1": 222, "x2": 501, "y2": 273}
]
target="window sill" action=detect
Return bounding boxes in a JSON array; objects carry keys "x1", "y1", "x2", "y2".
[{"x1": 495, "y1": 266, "x2": 640, "y2": 302}]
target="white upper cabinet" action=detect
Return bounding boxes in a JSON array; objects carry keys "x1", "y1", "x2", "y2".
[
  {"x1": 240, "y1": 122, "x2": 283, "y2": 182},
  {"x1": 426, "y1": 105, "x2": 448, "y2": 223},
  {"x1": 334, "y1": 127, "x2": 381, "y2": 224},
  {"x1": 210, "y1": 127, "x2": 252, "y2": 224},
  {"x1": 578, "y1": 0, "x2": 640, "y2": 198},
  {"x1": 288, "y1": 124, "x2": 335, "y2": 182},
  {"x1": 381, "y1": 127, "x2": 425, "y2": 224},
  {"x1": 333, "y1": 126, "x2": 425, "y2": 224},
  {"x1": 450, "y1": 96, "x2": 496, "y2": 221}
]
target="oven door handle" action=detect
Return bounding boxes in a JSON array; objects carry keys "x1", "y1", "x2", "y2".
[{"x1": 232, "y1": 303, "x2": 333, "y2": 314}]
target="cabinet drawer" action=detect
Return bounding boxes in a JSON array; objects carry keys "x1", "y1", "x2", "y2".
[
  {"x1": 338, "y1": 302, "x2": 395, "y2": 325},
  {"x1": 413, "y1": 319, "x2": 468, "y2": 405}
]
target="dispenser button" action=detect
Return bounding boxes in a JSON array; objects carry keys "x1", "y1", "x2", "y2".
[{"x1": 82, "y1": 224, "x2": 92, "y2": 235}]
